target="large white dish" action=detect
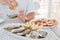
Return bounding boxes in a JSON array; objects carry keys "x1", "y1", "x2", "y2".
[
  {"x1": 0, "y1": 23, "x2": 44, "y2": 40},
  {"x1": 0, "y1": 18, "x2": 4, "y2": 23}
]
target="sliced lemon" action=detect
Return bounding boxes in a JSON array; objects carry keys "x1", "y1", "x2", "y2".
[
  {"x1": 24, "y1": 23, "x2": 31, "y2": 28},
  {"x1": 11, "y1": 6, "x2": 16, "y2": 10},
  {"x1": 30, "y1": 24, "x2": 39, "y2": 30}
]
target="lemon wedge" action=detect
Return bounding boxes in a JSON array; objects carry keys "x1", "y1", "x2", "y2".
[{"x1": 11, "y1": 6, "x2": 16, "y2": 10}]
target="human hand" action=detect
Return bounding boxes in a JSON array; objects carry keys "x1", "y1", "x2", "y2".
[
  {"x1": 26, "y1": 12, "x2": 35, "y2": 21},
  {"x1": 0, "y1": 0, "x2": 18, "y2": 10},
  {"x1": 18, "y1": 11, "x2": 35, "y2": 22},
  {"x1": 17, "y1": 10, "x2": 26, "y2": 22}
]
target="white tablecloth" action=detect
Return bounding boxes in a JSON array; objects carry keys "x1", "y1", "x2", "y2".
[
  {"x1": 0, "y1": 28, "x2": 60, "y2": 40},
  {"x1": 0, "y1": 15, "x2": 60, "y2": 40}
]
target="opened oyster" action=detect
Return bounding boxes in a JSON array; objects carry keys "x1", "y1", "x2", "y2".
[{"x1": 4, "y1": 24, "x2": 48, "y2": 39}]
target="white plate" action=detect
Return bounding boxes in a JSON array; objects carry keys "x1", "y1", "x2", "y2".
[
  {"x1": 1, "y1": 23, "x2": 43, "y2": 40},
  {"x1": 0, "y1": 18, "x2": 4, "y2": 23}
]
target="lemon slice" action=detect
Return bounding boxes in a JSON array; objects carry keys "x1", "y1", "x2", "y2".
[{"x1": 11, "y1": 6, "x2": 16, "y2": 10}]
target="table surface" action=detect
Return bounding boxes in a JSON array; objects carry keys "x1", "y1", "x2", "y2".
[
  {"x1": 0, "y1": 15, "x2": 60, "y2": 40},
  {"x1": 0, "y1": 27, "x2": 60, "y2": 40}
]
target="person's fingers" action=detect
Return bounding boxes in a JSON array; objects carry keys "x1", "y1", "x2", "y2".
[
  {"x1": 18, "y1": 14, "x2": 26, "y2": 22},
  {"x1": 0, "y1": 0, "x2": 10, "y2": 5},
  {"x1": 26, "y1": 12, "x2": 35, "y2": 21},
  {"x1": 19, "y1": 10, "x2": 25, "y2": 14},
  {"x1": 19, "y1": 17, "x2": 26, "y2": 22},
  {"x1": 17, "y1": 10, "x2": 24, "y2": 18},
  {"x1": 1, "y1": 0, "x2": 13, "y2": 8},
  {"x1": 7, "y1": 0, "x2": 13, "y2": 8},
  {"x1": 12, "y1": 0, "x2": 18, "y2": 6},
  {"x1": 17, "y1": 10, "x2": 26, "y2": 22},
  {"x1": 0, "y1": 0, "x2": 18, "y2": 9},
  {"x1": 9, "y1": 0, "x2": 18, "y2": 7},
  {"x1": 7, "y1": 0, "x2": 18, "y2": 9}
]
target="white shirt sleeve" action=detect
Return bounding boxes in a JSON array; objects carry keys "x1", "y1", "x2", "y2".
[{"x1": 26, "y1": 0, "x2": 36, "y2": 13}]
